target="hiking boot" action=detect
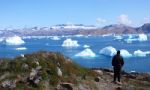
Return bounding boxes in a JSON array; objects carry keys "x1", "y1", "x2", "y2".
[
  {"x1": 111, "y1": 81, "x2": 117, "y2": 84},
  {"x1": 117, "y1": 81, "x2": 122, "y2": 85}
]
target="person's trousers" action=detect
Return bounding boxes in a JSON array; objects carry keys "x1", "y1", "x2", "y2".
[{"x1": 113, "y1": 66, "x2": 121, "y2": 82}]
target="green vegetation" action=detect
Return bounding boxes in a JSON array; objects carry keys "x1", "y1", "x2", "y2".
[
  {"x1": 0, "y1": 51, "x2": 96, "y2": 90},
  {"x1": 0, "y1": 51, "x2": 150, "y2": 90}
]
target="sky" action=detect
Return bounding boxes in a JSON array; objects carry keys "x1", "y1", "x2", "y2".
[{"x1": 0, "y1": 0, "x2": 150, "y2": 28}]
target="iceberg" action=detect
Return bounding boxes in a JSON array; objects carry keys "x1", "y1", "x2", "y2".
[
  {"x1": 102, "y1": 34, "x2": 112, "y2": 37},
  {"x1": 16, "y1": 47, "x2": 27, "y2": 50},
  {"x1": 75, "y1": 34, "x2": 84, "y2": 37},
  {"x1": 75, "y1": 48, "x2": 96, "y2": 57},
  {"x1": 99, "y1": 46, "x2": 132, "y2": 58},
  {"x1": 83, "y1": 45, "x2": 90, "y2": 48},
  {"x1": 5, "y1": 36, "x2": 25, "y2": 45},
  {"x1": 20, "y1": 54, "x2": 24, "y2": 57},
  {"x1": 125, "y1": 38, "x2": 134, "y2": 43},
  {"x1": 128, "y1": 34, "x2": 135, "y2": 39},
  {"x1": 51, "y1": 36, "x2": 60, "y2": 40},
  {"x1": 99, "y1": 46, "x2": 117, "y2": 57},
  {"x1": 114, "y1": 35, "x2": 123, "y2": 40},
  {"x1": 124, "y1": 34, "x2": 148, "y2": 43},
  {"x1": 62, "y1": 38, "x2": 80, "y2": 47},
  {"x1": 120, "y1": 49, "x2": 132, "y2": 57},
  {"x1": 134, "y1": 50, "x2": 150, "y2": 57},
  {"x1": 0, "y1": 38, "x2": 4, "y2": 42},
  {"x1": 138, "y1": 34, "x2": 147, "y2": 41}
]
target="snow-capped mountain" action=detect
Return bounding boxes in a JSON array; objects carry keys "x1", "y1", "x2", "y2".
[
  {"x1": 50, "y1": 24, "x2": 97, "y2": 30},
  {"x1": 0, "y1": 23, "x2": 150, "y2": 37}
]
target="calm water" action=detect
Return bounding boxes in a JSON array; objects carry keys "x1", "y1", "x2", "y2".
[{"x1": 0, "y1": 35, "x2": 150, "y2": 72}]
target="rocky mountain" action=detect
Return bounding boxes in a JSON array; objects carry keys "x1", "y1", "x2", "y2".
[
  {"x1": 0, "y1": 23, "x2": 150, "y2": 37},
  {"x1": 136, "y1": 23, "x2": 150, "y2": 33}
]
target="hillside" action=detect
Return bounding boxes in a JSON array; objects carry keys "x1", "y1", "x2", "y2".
[
  {"x1": 0, "y1": 23, "x2": 150, "y2": 37},
  {"x1": 0, "y1": 51, "x2": 150, "y2": 90}
]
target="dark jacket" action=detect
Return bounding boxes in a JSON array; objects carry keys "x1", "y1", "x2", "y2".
[{"x1": 112, "y1": 54, "x2": 124, "y2": 67}]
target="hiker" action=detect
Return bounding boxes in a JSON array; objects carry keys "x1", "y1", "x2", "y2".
[{"x1": 112, "y1": 50, "x2": 124, "y2": 84}]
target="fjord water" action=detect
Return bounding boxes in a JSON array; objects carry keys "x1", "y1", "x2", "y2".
[{"x1": 0, "y1": 35, "x2": 150, "y2": 72}]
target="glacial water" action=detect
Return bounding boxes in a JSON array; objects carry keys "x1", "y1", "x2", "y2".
[{"x1": 0, "y1": 35, "x2": 150, "y2": 72}]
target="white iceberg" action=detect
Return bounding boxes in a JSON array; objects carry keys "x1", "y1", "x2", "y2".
[
  {"x1": 124, "y1": 34, "x2": 148, "y2": 43},
  {"x1": 75, "y1": 34, "x2": 84, "y2": 37},
  {"x1": 102, "y1": 34, "x2": 113, "y2": 37},
  {"x1": 62, "y1": 38, "x2": 80, "y2": 47},
  {"x1": 16, "y1": 47, "x2": 27, "y2": 50},
  {"x1": 20, "y1": 54, "x2": 24, "y2": 57},
  {"x1": 99, "y1": 46, "x2": 117, "y2": 57},
  {"x1": 83, "y1": 45, "x2": 90, "y2": 48},
  {"x1": 138, "y1": 34, "x2": 147, "y2": 41},
  {"x1": 125, "y1": 38, "x2": 134, "y2": 43},
  {"x1": 128, "y1": 34, "x2": 135, "y2": 39},
  {"x1": 99, "y1": 46, "x2": 132, "y2": 58},
  {"x1": 120, "y1": 49, "x2": 132, "y2": 57},
  {"x1": 114, "y1": 35, "x2": 123, "y2": 40},
  {"x1": 0, "y1": 38, "x2": 4, "y2": 42},
  {"x1": 51, "y1": 36, "x2": 60, "y2": 40},
  {"x1": 134, "y1": 50, "x2": 150, "y2": 57},
  {"x1": 5, "y1": 36, "x2": 25, "y2": 45},
  {"x1": 75, "y1": 48, "x2": 96, "y2": 57}
]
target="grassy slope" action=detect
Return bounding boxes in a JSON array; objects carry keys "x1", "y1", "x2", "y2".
[
  {"x1": 0, "y1": 51, "x2": 150, "y2": 90},
  {"x1": 0, "y1": 51, "x2": 98, "y2": 90}
]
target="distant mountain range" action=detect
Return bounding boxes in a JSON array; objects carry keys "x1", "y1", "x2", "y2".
[{"x1": 0, "y1": 23, "x2": 150, "y2": 37}]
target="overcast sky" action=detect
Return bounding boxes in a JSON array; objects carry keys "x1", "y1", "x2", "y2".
[{"x1": 0, "y1": 0, "x2": 150, "y2": 28}]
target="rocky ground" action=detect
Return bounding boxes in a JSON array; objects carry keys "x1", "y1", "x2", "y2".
[{"x1": 0, "y1": 51, "x2": 150, "y2": 90}]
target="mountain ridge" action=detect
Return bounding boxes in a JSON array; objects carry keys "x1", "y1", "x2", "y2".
[{"x1": 0, "y1": 23, "x2": 150, "y2": 37}]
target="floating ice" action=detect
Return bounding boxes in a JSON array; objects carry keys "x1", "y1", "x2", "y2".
[
  {"x1": 99, "y1": 46, "x2": 117, "y2": 57},
  {"x1": 120, "y1": 49, "x2": 132, "y2": 57},
  {"x1": 5, "y1": 36, "x2": 25, "y2": 45},
  {"x1": 16, "y1": 47, "x2": 27, "y2": 50},
  {"x1": 130, "y1": 71, "x2": 136, "y2": 73},
  {"x1": 62, "y1": 38, "x2": 80, "y2": 47},
  {"x1": 0, "y1": 38, "x2": 4, "y2": 42},
  {"x1": 124, "y1": 34, "x2": 148, "y2": 43},
  {"x1": 102, "y1": 34, "x2": 113, "y2": 37},
  {"x1": 134, "y1": 50, "x2": 150, "y2": 57},
  {"x1": 75, "y1": 48, "x2": 96, "y2": 57},
  {"x1": 114, "y1": 35, "x2": 123, "y2": 40},
  {"x1": 83, "y1": 45, "x2": 90, "y2": 48},
  {"x1": 51, "y1": 36, "x2": 60, "y2": 40},
  {"x1": 128, "y1": 34, "x2": 135, "y2": 39},
  {"x1": 20, "y1": 54, "x2": 25, "y2": 57},
  {"x1": 125, "y1": 39, "x2": 134, "y2": 43},
  {"x1": 138, "y1": 34, "x2": 147, "y2": 41},
  {"x1": 75, "y1": 34, "x2": 84, "y2": 37},
  {"x1": 23, "y1": 36, "x2": 53, "y2": 39},
  {"x1": 99, "y1": 46, "x2": 132, "y2": 58}
]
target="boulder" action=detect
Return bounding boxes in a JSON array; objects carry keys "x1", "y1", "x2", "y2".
[
  {"x1": 57, "y1": 67, "x2": 62, "y2": 77},
  {"x1": 27, "y1": 76, "x2": 41, "y2": 87},
  {"x1": 94, "y1": 76, "x2": 101, "y2": 82},
  {"x1": 22, "y1": 63, "x2": 29, "y2": 70},
  {"x1": 93, "y1": 70, "x2": 103, "y2": 75},
  {"x1": 34, "y1": 61, "x2": 39, "y2": 66},
  {"x1": 35, "y1": 66, "x2": 42, "y2": 71},
  {"x1": 30, "y1": 69, "x2": 38, "y2": 80},
  {"x1": 33, "y1": 76, "x2": 41, "y2": 85},
  {"x1": 56, "y1": 83, "x2": 73, "y2": 90},
  {"x1": 1, "y1": 80, "x2": 16, "y2": 89},
  {"x1": 81, "y1": 74, "x2": 86, "y2": 80}
]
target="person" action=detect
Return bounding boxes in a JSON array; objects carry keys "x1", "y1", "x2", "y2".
[{"x1": 112, "y1": 50, "x2": 124, "y2": 84}]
